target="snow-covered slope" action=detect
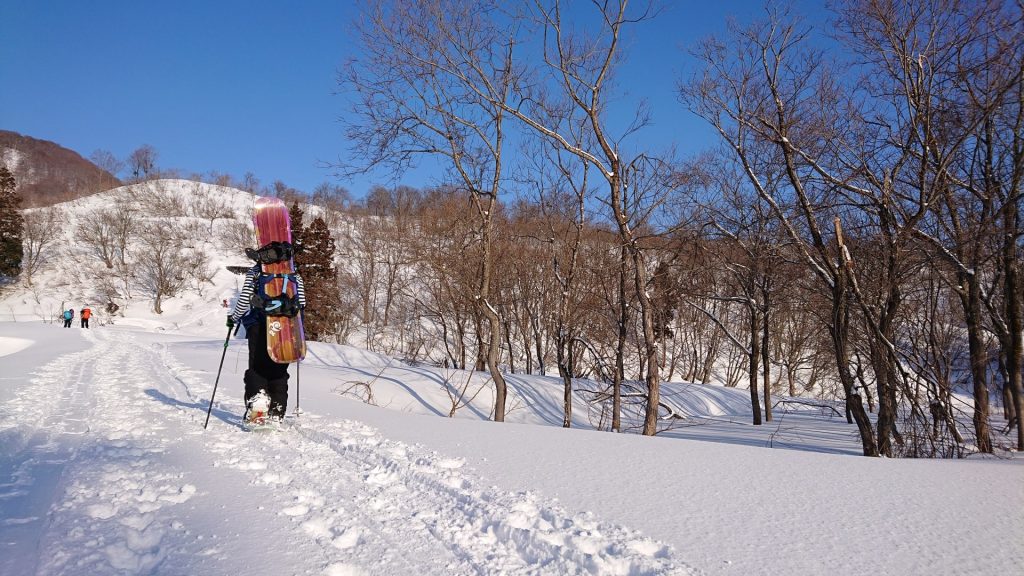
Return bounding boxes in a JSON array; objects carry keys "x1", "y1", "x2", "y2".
[
  {"x1": 0, "y1": 179, "x2": 256, "y2": 335},
  {"x1": 1, "y1": 322, "x2": 1021, "y2": 576}
]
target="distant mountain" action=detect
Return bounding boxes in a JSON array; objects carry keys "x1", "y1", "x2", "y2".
[{"x1": 0, "y1": 130, "x2": 121, "y2": 207}]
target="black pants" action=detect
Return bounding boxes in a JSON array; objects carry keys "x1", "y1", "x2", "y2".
[
  {"x1": 244, "y1": 321, "x2": 289, "y2": 417},
  {"x1": 64, "y1": 318, "x2": 72, "y2": 328},
  {"x1": 81, "y1": 318, "x2": 89, "y2": 328}
]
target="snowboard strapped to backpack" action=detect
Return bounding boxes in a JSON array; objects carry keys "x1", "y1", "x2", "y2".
[{"x1": 251, "y1": 197, "x2": 305, "y2": 363}]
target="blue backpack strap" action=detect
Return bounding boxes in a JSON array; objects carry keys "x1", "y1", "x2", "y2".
[{"x1": 253, "y1": 273, "x2": 301, "y2": 317}]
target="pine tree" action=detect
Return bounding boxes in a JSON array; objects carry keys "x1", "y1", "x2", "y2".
[
  {"x1": 0, "y1": 166, "x2": 24, "y2": 280},
  {"x1": 289, "y1": 201, "x2": 306, "y2": 258},
  {"x1": 300, "y1": 216, "x2": 342, "y2": 341}
]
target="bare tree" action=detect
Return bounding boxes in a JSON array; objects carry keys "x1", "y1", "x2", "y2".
[
  {"x1": 136, "y1": 221, "x2": 189, "y2": 314},
  {"x1": 241, "y1": 172, "x2": 260, "y2": 194},
  {"x1": 20, "y1": 208, "x2": 62, "y2": 286},
  {"x1": 188, "y1": 182, "x2": 234, "y2": 232},
  {"x1": 345, "y1": 0, "x2": 520, "y2": 421},
  {"x1": 218, "y1": 219, "x2": 254, "y2": 258},
  {"x1": 76, "y1": 208, "x2": 120, "y2": 268},
  {"x1": 127, "y1": 145, "x2": 158, "y2": 182},
  {"x1": 492, "y1": 0, "x2": 672, "y2": 435},
  {"x1": 683, "y1": 11, "x2": 882, "y2": 454},
  {"x1": 516, "y1": 131, "x2": 596, "y2": 427},
  {"x1": 89, "y1": 149, "x2": 124, "y2": 179}
]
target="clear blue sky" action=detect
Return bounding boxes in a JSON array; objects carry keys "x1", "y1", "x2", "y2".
[{"x1": 0, "y1": 1, "x2": 822, "y2": 197}]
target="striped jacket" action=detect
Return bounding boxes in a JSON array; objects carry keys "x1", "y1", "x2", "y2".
[{"x1": 230, "y1": 264, "x2": 306, "y2": 322}]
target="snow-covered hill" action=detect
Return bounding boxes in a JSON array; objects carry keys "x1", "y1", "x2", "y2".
[{"x1": 0, "y1": 179, "x2": 256, "y2": 335}]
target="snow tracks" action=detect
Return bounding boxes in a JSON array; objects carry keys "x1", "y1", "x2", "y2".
[{"x1": 2, "y1": 328, "x2": 693, "y2": 575}]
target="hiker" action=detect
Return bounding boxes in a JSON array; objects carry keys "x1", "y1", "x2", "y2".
[
  {"x1": 62, "y1": 309, "x2": 73, "y2": 328},
  {"x1": 227, "y1": 264, "x2": 306, "y2": 423},
  {"x1": 80, "y1": 307, "x2": 92, "y2": 328}
]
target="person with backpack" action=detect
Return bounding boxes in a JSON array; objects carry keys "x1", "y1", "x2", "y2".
[
  {"x1": 227, "y1": 263, "x2": 305, "y2": 423},
  {"x1": 62, "y1": 309, "x2": 73, "y2": 328},
  {"x1": 80, "y1": 307, "x2": 92, "y2": 328}
]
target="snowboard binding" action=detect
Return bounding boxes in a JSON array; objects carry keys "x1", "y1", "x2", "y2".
[{"x1": 245, "y1": 241, "x2": 295, "y2": 265}]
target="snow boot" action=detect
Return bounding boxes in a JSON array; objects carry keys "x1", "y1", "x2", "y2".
[{"x1": 244, "y1": 390, "x2": 271, "y2": 427}]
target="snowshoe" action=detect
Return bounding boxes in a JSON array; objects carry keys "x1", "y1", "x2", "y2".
[{"x1": 243, "y1": 390, "x2": 272, "y2": 430}]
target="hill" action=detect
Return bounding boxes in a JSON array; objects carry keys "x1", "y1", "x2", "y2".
[{"x1": 0, "y1": 129, "x2": 121, "y2": 207}]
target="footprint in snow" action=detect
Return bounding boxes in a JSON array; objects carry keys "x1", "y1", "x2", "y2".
[
  {"x1": 332, "y1": 527, "x2": 362, "y2": 550},
  {"x1": 434, "y1": 457, "x2": 464, "y2": 470},
  {"x1": 364, "y1": 464, "x2": 398, "y2": 486},
  {"x1": 324, "y1": 562, "x2": 366, "y2": 576},
  {"x1": 282, "y1": 504, "x2": 310, "y2": 517}
]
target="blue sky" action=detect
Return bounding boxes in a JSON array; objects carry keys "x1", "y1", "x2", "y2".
[{"x1": 1, "y1": 1, "x2": 821, "y2": 197}]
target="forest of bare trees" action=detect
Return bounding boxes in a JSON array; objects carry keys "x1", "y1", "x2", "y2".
[{"x1": 311, "y1": 0, "x2": 1022, "y2": 457}]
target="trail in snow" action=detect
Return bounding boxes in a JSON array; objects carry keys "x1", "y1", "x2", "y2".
[{"x1": 0, "y1": 328, "x2": 692, "y2": 575}]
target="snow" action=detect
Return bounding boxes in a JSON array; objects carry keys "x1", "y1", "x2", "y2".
[
  {"x1": 1, "y1": 323, "x2": 1021, "y2": 576},
  {"x1": 0, "y1": 180, "x2": 1022, "y2": 575},
  {"x1": 0, "y1": 336, "x2": 33, "y2": 357}
]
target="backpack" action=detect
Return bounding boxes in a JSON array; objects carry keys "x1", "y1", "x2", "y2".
[
  {"x1": 63, "y1": 310, "x2": 72, "y2": 320},
  {"x1": 242, "y1": 271, "x2": 300, "y2": 329}
]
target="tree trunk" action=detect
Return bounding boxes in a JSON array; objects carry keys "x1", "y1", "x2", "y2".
[
  {"x1": 479, "y1": 222, "x2": 507, "y2": 422},
  {"x1": 632, "y1": 248, "x2": 661, "y2": 436},
  {"x1": 1003, "y1": 198, "x2": 1024, "y2": 450},
  {"x1": 556, "y1": 318, "x2": 574, "y2": 428},
  {"x1": 749, "y1": 304, "x2": 763, "y2": 425},
  {"x1": 833, "y1": 273, "x2": 879, "y2": 456},
  {"x1": 612, "y1": 244, "x2": 628, "y2": 433},
  {"x1": 870, "y1": 337, "x2": 897, "y2": 457},
  {"x1": 962, "y1": 277, "x2": 993, "y2": 453},
  {"x1": 484, "y1": 306, "x2": 507, "y2": 421},
  {"x1": 473, "y1": 312, "x2": 486, "y2": 372},
  {"x1": 762, "y1": 303, "x2": 772, "y2": 422}
]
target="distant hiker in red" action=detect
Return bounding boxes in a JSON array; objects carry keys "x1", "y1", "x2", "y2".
[
  {"x1": 227, "y1": 263, "x2": 306, "y2": 423},
  {"x1": 80, "y1": 307, "x2": 92, "y2": 328},
  {"x1": 62, "y1": 309, "x2": 73, "y2": 328}
]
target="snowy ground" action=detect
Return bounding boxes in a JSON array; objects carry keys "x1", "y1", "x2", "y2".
[{"x1": 1, "y1": 320, "x2": 1021, "y2": 576}]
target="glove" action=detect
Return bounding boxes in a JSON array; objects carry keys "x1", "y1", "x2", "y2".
[{"x1": 226, "y1": 316, "x2": 235, "y2": 328}]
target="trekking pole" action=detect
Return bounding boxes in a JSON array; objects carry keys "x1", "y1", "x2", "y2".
[
  {"x1": 294, "y1": 359, "x2": 300, "y2": 417},
  {"x1": 204, "y1": 325, "x2": 234, "y2": 429}
]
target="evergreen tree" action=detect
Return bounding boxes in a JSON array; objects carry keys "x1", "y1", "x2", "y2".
[
  {"x1": 0, "y1": 167, "x2": 23, "y2": 280},
  {"x1": 300, "y1": 216, "x2": 342, "y2": 342},
  {"x1": 289, "y1": 201, "x2": 306, "y2": 258},
  {"x1": 288, "y1": 202, "x2": 341, "y2": 341}
]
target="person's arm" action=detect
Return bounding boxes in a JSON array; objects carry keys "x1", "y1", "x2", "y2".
[
  {"x1": 230, "y1": 270, "x2": 256, "y2": 321},
  {"x1": 295, "y1": 274, "x2": 306, "y2": 309}
]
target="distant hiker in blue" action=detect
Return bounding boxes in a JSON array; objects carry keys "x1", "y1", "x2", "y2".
[
  {"x1": 227, "y1": 263, "x2": 306, "y2": 423},
  {"x1": 62, "y1": 309, "x2": 73, "y2": 328}
]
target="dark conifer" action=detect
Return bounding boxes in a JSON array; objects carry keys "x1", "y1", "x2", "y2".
[
  {"x1": 300, "y1": 216, "x2": 342, "y2": 341},
  {"x1": 289, "y1": 201, "x2": 306, "y2": 261},
  {"x1": 0, "y1": 167, "x2": 23, "y2": 280}
]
